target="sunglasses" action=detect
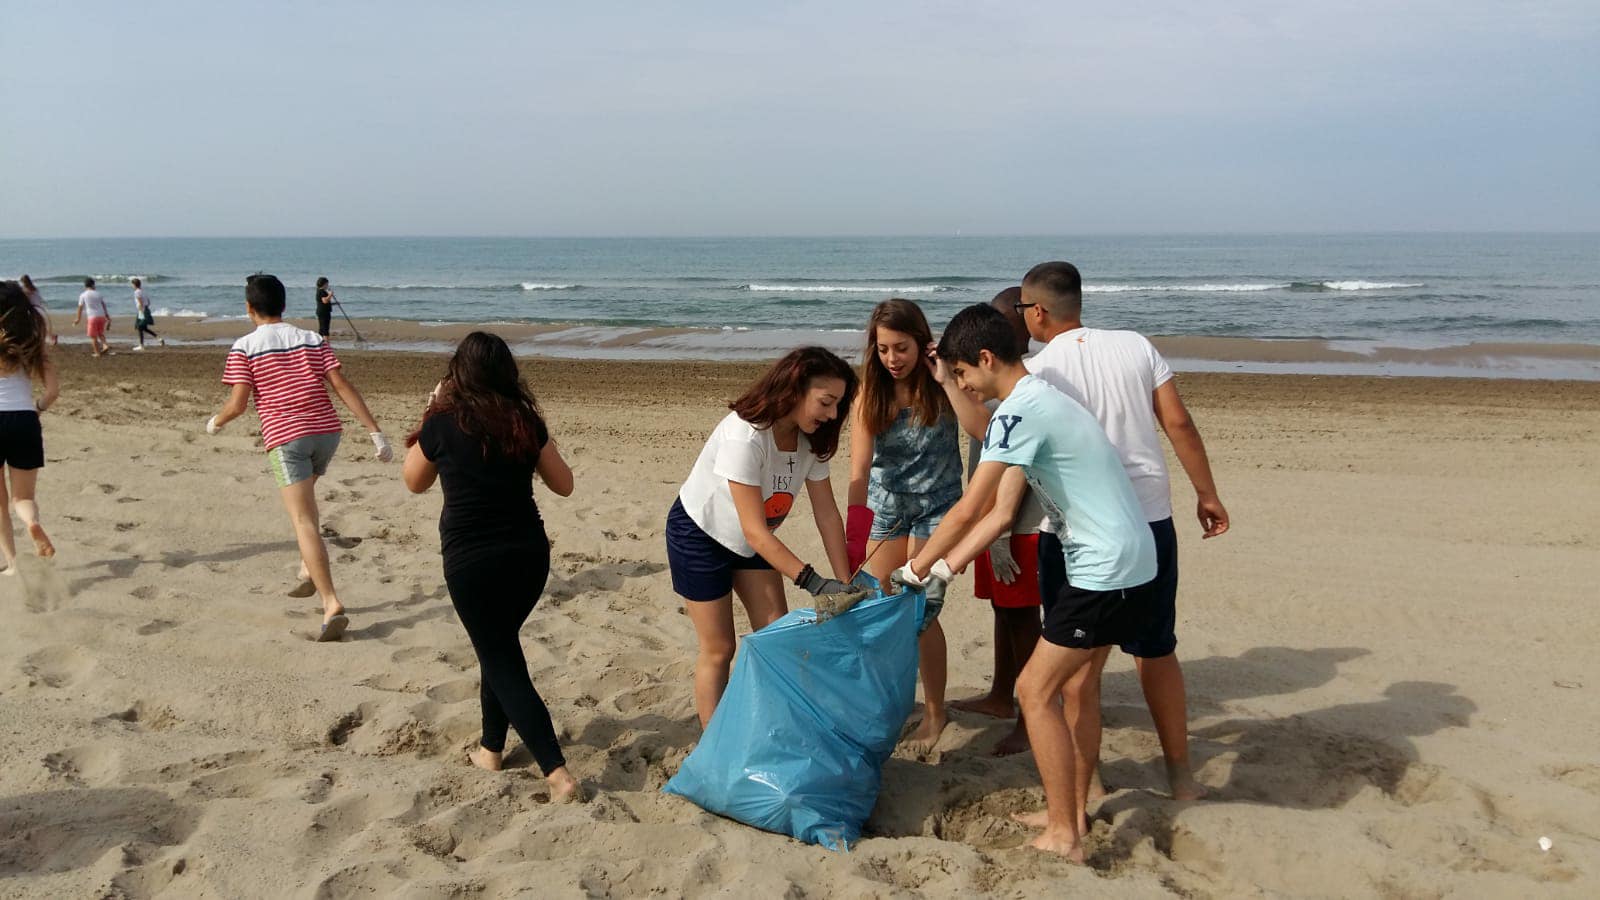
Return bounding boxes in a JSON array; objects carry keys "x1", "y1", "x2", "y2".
[{"x1": 1013, "y1": 302, "x2": 1038, "y2": 313}]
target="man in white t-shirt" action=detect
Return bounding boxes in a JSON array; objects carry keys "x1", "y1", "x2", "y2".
[
  {"x1": 74, "y1": 277, "x2": 112, "y2": 357},
  {"x1": 1018, "y1": 260, "x2": 1229, "y2": 804}
]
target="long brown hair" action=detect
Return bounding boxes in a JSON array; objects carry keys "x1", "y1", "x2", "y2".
[
  {"x1": 859, "y1": 298, "x2": 948, "y2": 434},
  {"x1": 405, "y1": 331, "x2": 548, "y2": 463},
  {"x1": 729, "y1": 346, "x2": 857, "y2": 460},
  {"x1": 0, "y1": 281, "x2": 48, "y2": 377}
]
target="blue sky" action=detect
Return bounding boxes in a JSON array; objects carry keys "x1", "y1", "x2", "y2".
[{"x1": 2, "y1": 1, "x2": 1596, "y2": 236}]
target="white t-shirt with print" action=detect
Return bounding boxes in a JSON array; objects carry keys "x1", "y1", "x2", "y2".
[
  {"x1": 1025, "y1": 327, "x2": 1175, "y2": 522},
  {"x1": 78, "y1": 289, "x2": 109, "y2": 319},
  {"x1": 678, "y1": 411, "x2": 830, "y2": 556}
]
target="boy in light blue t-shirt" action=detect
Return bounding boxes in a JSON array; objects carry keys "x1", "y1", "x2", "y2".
[{"x1": 892, "y1": 303, "x2": 1156, "y2": 863}]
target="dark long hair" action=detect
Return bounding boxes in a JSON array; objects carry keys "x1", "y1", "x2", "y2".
[
  {"x1": 730, "y1": 346, "x2": 856, "y2": 460},
  {"x1": 0, "y1": 281, "x2": 48, "y2": 377},
  {"x1": 406, "y1": 332, "x2": 548, "y2": 463},
  {"x1": 859, "y1": 298, "x2": 948, "y2": 433}
]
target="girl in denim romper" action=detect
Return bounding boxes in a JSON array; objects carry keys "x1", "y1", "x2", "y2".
[{"x1": 847, "y1": 298, "x2": 963, "y2": 752}]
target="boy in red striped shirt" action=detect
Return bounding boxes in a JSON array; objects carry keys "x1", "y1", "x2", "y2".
[{"x1": 206, "y1": 274, "x2": 392, "y2": 642}]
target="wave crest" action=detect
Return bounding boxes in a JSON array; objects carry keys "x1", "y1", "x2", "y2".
[{"x1": 743, "y1": 283, "x2": 953, "y2": 294}]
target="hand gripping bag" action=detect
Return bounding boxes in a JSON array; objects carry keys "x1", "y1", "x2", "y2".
[{"x1": 663, "y1": 575, "x2": 924, "y2": 850}]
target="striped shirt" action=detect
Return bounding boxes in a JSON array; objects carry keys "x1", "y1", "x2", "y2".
[{"x1": 222, "y1": 322, "x2": 343, "y2": 449}]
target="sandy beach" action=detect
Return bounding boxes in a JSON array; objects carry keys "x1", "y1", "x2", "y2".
[{"x1": 2, "y1": 344, "x2": 1597, "y2": 897}]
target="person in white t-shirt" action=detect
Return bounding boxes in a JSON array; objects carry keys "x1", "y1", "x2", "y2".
[
  {"x1": 130, "y1": 277, "x2": 162, "y2": 350},
  {"x1": 1017, "y1": 260, "x2": 1229, "y2": 805},
  {"x1": 666, "y1": 346, "x2": 858, "y2": 727},
  {"x1": 73, "y1": 277, "x2": 111, "y2": 357}
]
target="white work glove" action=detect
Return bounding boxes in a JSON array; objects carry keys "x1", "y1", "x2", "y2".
[
  {"x1": 891, "y1": 559, "x2": 953, "y2": 633},
  {"x1": 370, "y1": 432, "x2": 393, "y2": 462},
  {"x1": 988, "y1": 534, "x2": 1020, "y2": 585},
  {"x1": 205, "y1": 415, "x2": 222, "y2": 435}
]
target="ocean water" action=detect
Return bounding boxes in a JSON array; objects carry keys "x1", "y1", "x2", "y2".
[{"x1": 4, "y1": 234, "x2": 1597, "y2": 348}]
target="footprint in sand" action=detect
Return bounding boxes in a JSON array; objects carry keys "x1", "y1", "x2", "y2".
[
  {"x1": 137, "y1": 619, "x2": 177, "y2": 636},
  {"x1": 43, "y1": 745, "x2": 123, "y2": 786},
  {"x1": 20, "y1": 645, "x2": 95, "y2": 688},
  {"x1": 424, "y1": 679, "x2": 479, "y2": 704}
]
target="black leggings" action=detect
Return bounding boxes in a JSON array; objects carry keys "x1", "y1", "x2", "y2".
[
  {"x1": 136, "y1": 321, "x2": 159, "y2": 340},
  {"x1": 443, "y1": 543, "x2": 565, "y2": 774}
]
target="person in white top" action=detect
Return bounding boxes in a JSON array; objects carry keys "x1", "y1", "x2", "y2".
[
  {"x1": 130, "y1": 277, "x2": 162, "y2": 350},
  {"x1": 666, "y1": 347, "x2": 857, "y2": 727},
  {"x1": 0, "y1": 281, "x2": 60, "y2": 574},
  {"x1": 1018, "y1": 260, "x2": 1229, "y2": 805},
  {"x1": 73, "y1": 277, "x2": 112, "y2": 357}
]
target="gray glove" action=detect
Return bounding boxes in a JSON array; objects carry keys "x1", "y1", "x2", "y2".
[{"x1": 795, "y1": 564, "x2": 851, "y2": 597}]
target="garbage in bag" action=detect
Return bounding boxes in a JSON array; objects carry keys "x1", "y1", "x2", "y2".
[{"x1": 663, "y1": 573, "x2": 925, "y2": 851}]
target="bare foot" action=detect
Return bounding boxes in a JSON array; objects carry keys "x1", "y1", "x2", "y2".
[
  {"x1": 1, "y1": 565, "x2": 14, "y2": 577},
  {"x1": 903, "y1": 711, "x2": 949, "y2": 756},
  {"x1": 287, "y1": 578, "x2": 317, "y2": 598},
  {"x1": 951, "y1": 693, "x2": 1017, "y2": 719},
  {"x1": 990, "y1": 723, "x2": 1030, "y2": 757},
  {"x1": 1011, "y1": 809, "x2": 1048, "y2": 829},
  {"x1": 1029, "y1": 826, "x2": 1085, "y2": 862},
  {"x1": 1167, "y1": 762, "x2": 1208, "y2": 801},
  {"x1": 547, "y1": 766, "x2": 585, "y2": 803},
  {"x1": 29, "y1": 523, "x2": 55, "y2": 558},
  {"x1": 468, "y1": 746, "x2": 503, "y2": 772}
]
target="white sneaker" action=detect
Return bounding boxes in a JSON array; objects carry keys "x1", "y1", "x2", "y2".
[{"x1": 132, "y1": 345, "x2": 145, "y2": 352}]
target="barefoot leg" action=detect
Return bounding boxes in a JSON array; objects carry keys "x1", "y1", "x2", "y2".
[
  {"x1": 0, "y1": 468, "x2": 15, "y2": 570},
  {"x1": 1136, "y1": 653, "x2": 1207, "y2": 800}
]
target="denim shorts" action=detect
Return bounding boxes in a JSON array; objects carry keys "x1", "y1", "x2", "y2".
[
  {"x1": 866, "y1": 482, "x2": 961, "y2": 541},
  {"x1": 266, "y1": 432, "x2": 341, "y2": 487}
]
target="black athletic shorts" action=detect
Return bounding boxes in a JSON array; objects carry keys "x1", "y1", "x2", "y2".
[
  {"x1": 1036, "y1": 530, "x2": 1156, "y2": 650},
  {"x1": 0, "y1": 410, "x2": 44, "y2": 470}
]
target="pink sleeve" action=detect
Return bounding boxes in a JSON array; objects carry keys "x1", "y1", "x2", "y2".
[{"x1": 221, "y1": 350, "x2": 251, "y2": 385}]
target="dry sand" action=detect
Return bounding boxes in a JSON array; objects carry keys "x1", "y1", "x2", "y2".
[{"x1": 2, "y1": 344, "x2": 1597, "y2": 898}]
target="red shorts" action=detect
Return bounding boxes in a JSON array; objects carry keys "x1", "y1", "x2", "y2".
[
  {"x1": 973, "y1": 532, "x2": 1042, "y2": 608},
  {"x1": 87, "y1": 317, "x2": 108, "y2": 339}
]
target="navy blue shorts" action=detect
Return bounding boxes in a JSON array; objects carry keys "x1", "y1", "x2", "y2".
[
  {"x1": 666, "y1": 498, "x2": 773, "y2": 601},
  {"x1": 1037, "y1": 519, "x2": 1177, "y2": 658}
]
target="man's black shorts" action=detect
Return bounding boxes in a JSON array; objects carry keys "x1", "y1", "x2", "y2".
[{"x1": 1036, "y1": 530, "x2": 1157, "y2": 650}]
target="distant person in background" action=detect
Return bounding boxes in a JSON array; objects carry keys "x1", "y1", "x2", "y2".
[
  {"x1": 17, "y1": 276, "x2": 57, "y2": 346},
  {"x1": 315, "y1": 277, "x2": 334, "y2": 339},
  {"x1": 130, "y1": 277, "x2": 163, "y2": 351},
  {"x1": 74, "y1": 277, "x2": 111, "y2": 357},
  {"x1": 0, "y1": 281, "x2": 59, "y2": 574}
]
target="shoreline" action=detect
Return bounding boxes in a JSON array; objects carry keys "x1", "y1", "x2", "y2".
[{"x1": 44, "y1": 313, "x2": 1600, "y2": 381}]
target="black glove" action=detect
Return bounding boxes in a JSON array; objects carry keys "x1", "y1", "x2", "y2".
[{"x1": 795, "y1": 563, "x2": 852, "y2": 596}]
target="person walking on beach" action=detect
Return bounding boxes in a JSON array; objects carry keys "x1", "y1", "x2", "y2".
[
  {"x1": 846, "y1": 298, "x2": 964, "y2": 753},
  {"x1": 204, "y1": 274, "x2": 393, "y2": 641},
  {"x1": 668, "y1": 346, "x2": 857, "y2": 728},
  {"x1": 949, "y1": 288, "x2": 1046, "y2": 757},
  {"x1": 17, "y1": 276, "x2": 57, "y2": 346},
  {"x1": 130, "y1": 277, "x2": 162, "y2": 350},
  {"x1": 894, "y1": 302, "x2": 1158, "y2": 860},
  {"x1": 73, "y1": 277, "x2": 111, "y2": 357},
  {"x1": 0, "y1": 281, "x2": 59, "y2": 574},
  {"x1": 402, "y1": 332, "x2": 583, "y2": 803},
  {"x1": 315, "y1": 277, "x2": 334, "y2": 340},
  {"x1": 1018, "y1": 260, "x2": 1229, "y2": 804}
]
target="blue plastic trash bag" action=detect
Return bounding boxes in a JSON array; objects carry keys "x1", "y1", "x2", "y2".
[{"x1": 663, "y1": 574, "x2": 925, "y2": 851}]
